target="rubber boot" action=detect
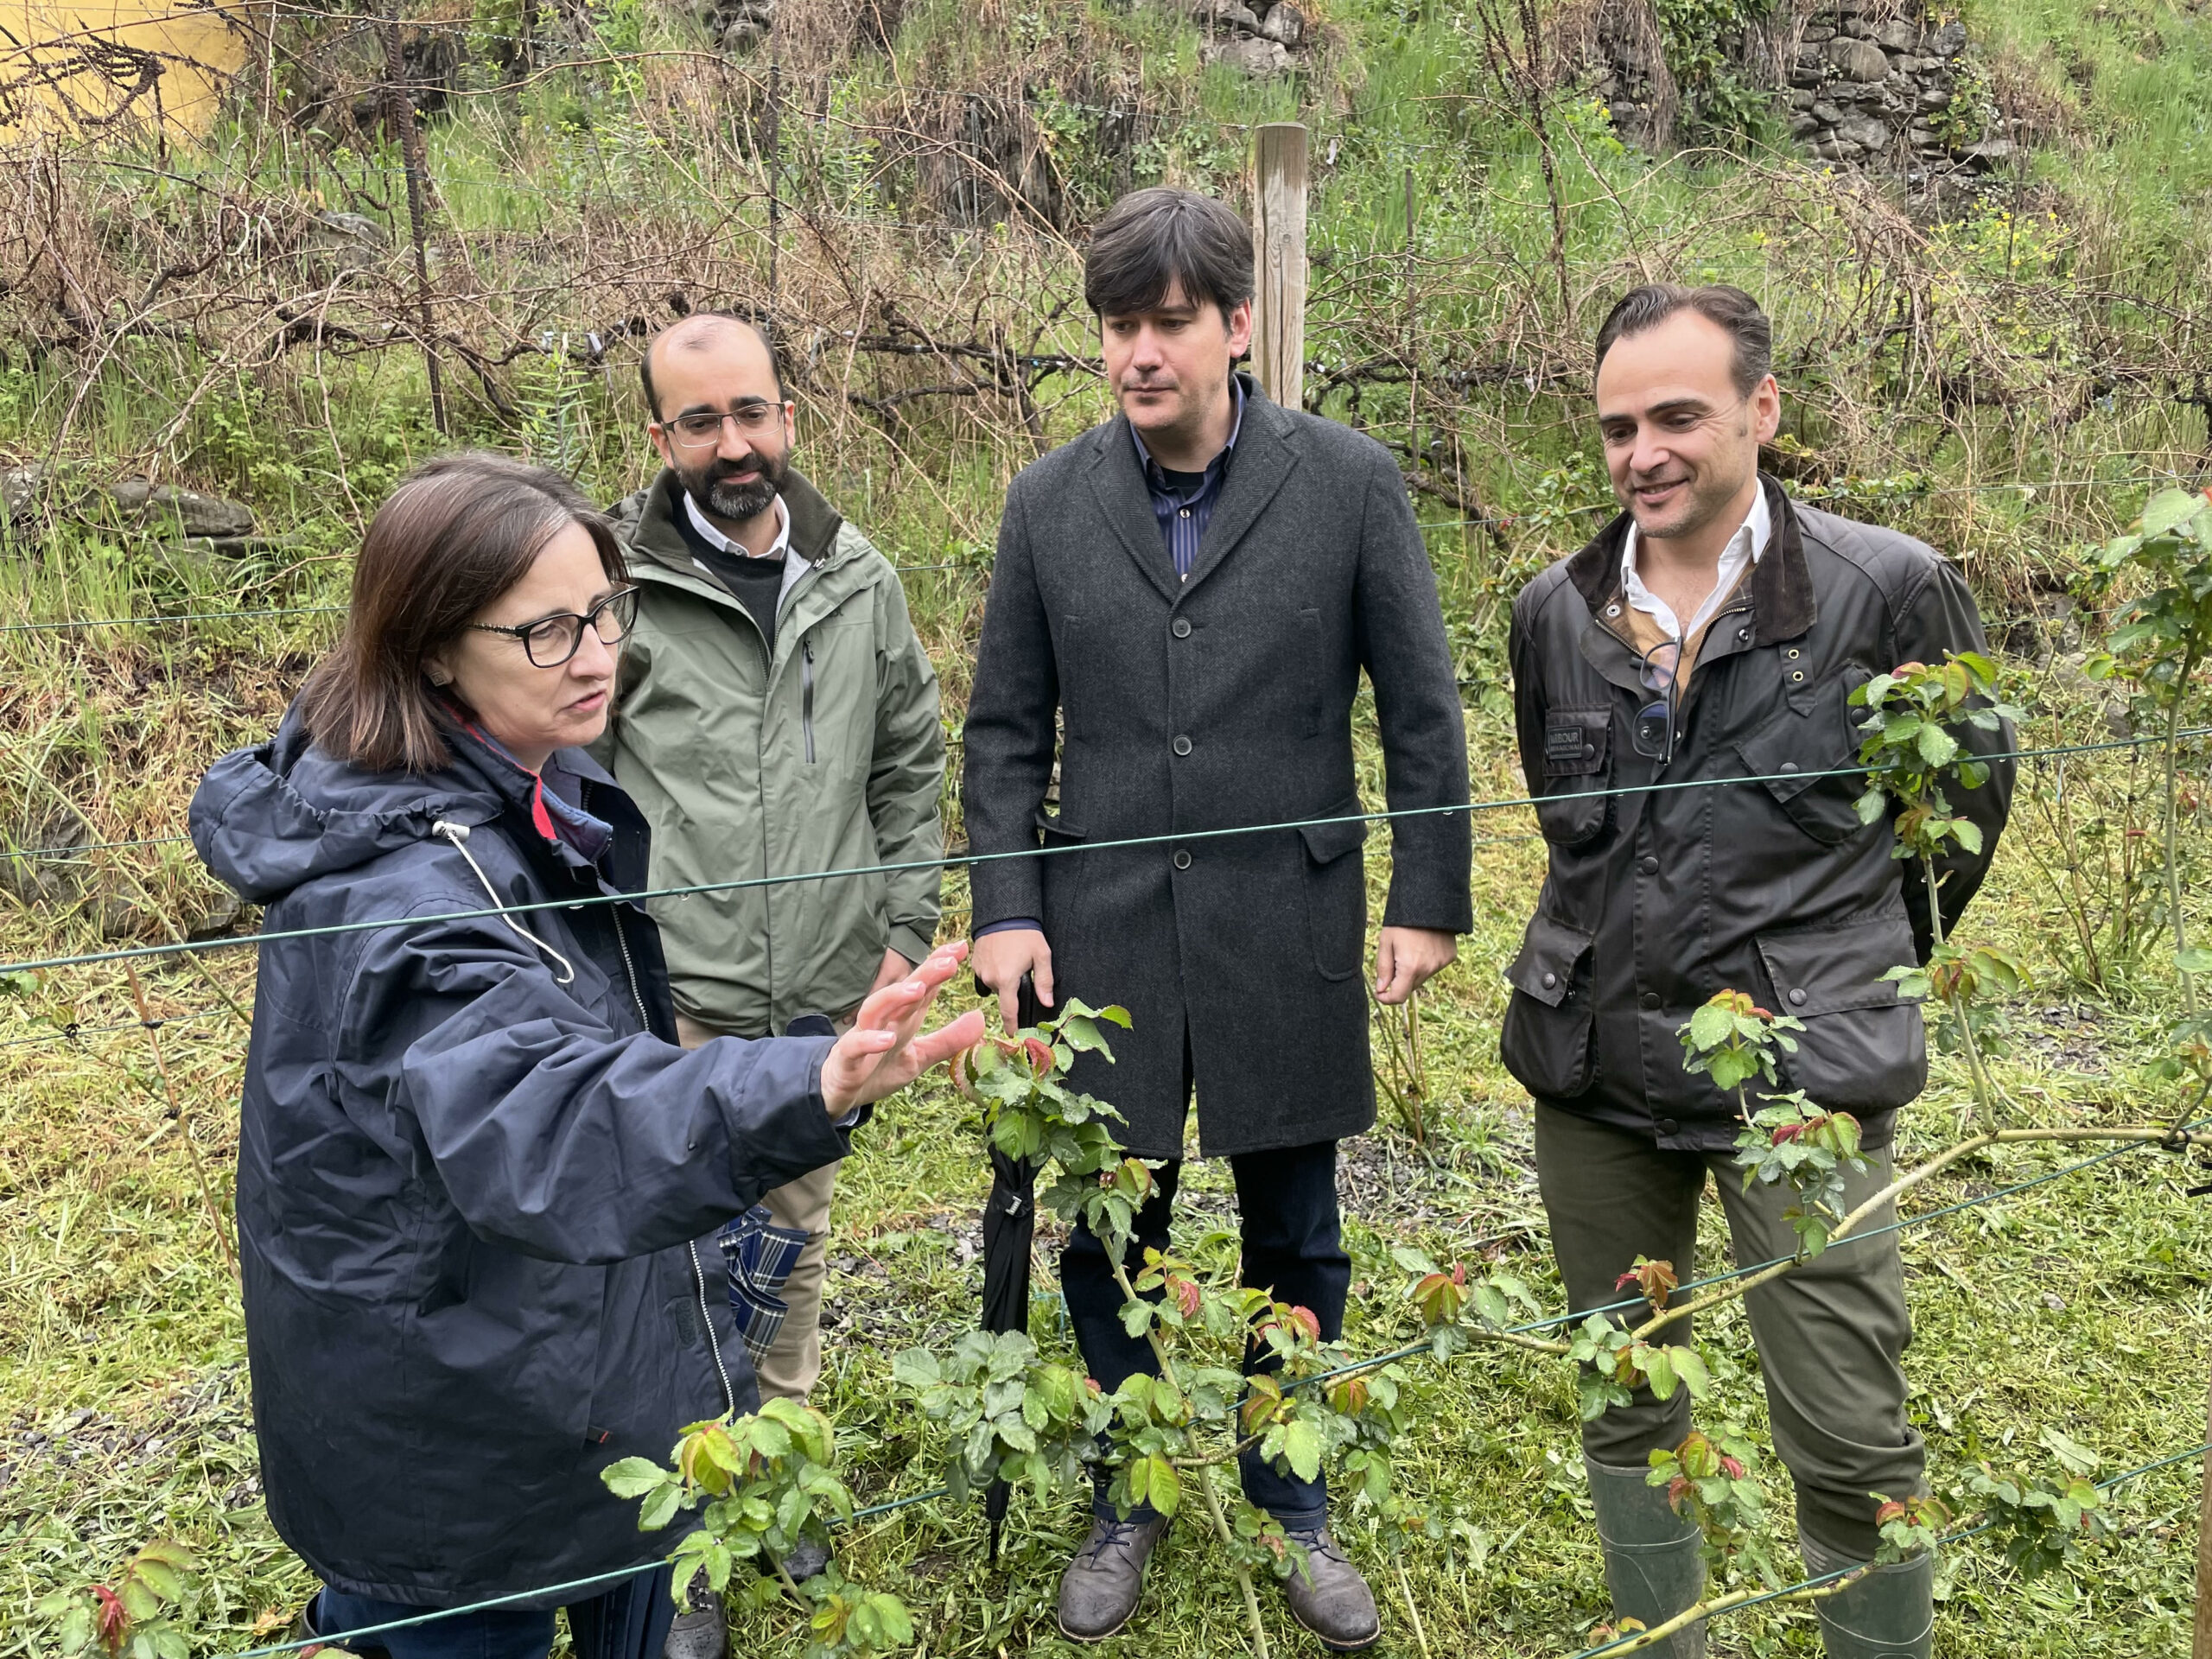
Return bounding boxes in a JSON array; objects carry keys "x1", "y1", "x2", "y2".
[
  {"x1": 1585, "y1": 1458, "x2": 1707, "y2": 1658},
  {"x1": 1800, "y1": 1536, "x2": 1934, "y2": 1659}
]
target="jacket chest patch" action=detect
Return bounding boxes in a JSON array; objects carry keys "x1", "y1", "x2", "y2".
[{"x1": 1544, "y1": 709, "x2": 1611, "y2": 777}]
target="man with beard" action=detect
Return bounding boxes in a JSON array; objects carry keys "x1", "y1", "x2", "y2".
[
  {"x1": 1503, "y1": 284, "x2": 2011, "y2": 1659},
  {"x1": 598, "y1": 312, "x2": 944, "y2": 1659}
]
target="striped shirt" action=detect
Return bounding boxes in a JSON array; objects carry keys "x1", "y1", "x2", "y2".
[{"x1": 1129, "y1": 379, "x2": 1245, "y2": 580}]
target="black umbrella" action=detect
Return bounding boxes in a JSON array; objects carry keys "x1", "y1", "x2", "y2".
[{"x1": 977, "y1": 973, "x2": 1046, "y2": 1562}]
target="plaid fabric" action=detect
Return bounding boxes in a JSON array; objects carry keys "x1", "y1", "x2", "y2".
[{"x1": 716, "y1": 1204, "x2": 810, "y2": 1367}]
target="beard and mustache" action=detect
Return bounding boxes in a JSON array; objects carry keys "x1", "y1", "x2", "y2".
[{"x1": 676, "y1": 444, "x2": 788, "y2": 524}]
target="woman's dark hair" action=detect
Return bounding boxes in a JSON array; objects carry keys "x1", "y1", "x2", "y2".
[
  {"x1": 1082, "y1": 188, "x2": 1255, "y2": 323},
  {"x1": 296, "y1": 451, "x2": 625, "y2": 774},
  {"x1": 1592, "y1": 283, "x2": 1774, "y2": 397}
]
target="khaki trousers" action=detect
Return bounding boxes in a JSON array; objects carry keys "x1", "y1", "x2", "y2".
[
  {"x1": 676, "y1": 1013, "x2": 838, "y2": 1404},
  {"x1": 1534, "y1": 1103, "x2": 1925, "y2": 1561}
]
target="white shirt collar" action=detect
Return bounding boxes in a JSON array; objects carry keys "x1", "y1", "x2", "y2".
[
  {"x1": 684, "y1": 489, "x2": 793, "y2": 563},
  {"x1": 1621, "y1": 483, "x2": 1770, "y2": 642}
]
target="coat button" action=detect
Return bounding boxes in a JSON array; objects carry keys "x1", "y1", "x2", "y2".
[
  {"x1": 1638, "y1": 855, "x2": 1659, "y2": 875},
  {"x1": 1173, "y1": 849, "x2": 1192, "y2": 870},
  {"x1": 1605, "y1": 603, "x2": 1622, "y2": 617},
  {"x1": 1789, "y1": 988, "x2": 1808, "y2": 1006},
  {"x1": 1639, "y1": 991, "x2": 1661, "y2": 1010},
  {"x1": 1738, "y1": 627, "x2": 1751, "y2": 641},
  {"x1": 1791, "y1": 670, "x2": 1804, "y2": 682},
  {"x1": 1656, "y1": 1117, "x2": 1680, "y2": 1136},
  {"x1": 1172, "y1": 618, "x2": 1192, "y2": 638},
  {"x1": 1787, "y1": 648, "x2": 1801, "y2": 659},
  {"x1": 1541, "y1": 971, "x2": 1558, "y2": 989},
  {"x1": 1173, "y1": 734, "x2": 1193, "y2": 756},
  {"x1": 1779, "y1": 761, "x2": 1799, "y2": 773}
]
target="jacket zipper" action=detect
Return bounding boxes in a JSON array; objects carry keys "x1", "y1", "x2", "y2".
[
  {"x1": 801, "y1": 638, "x2": 816, "y2": 765},
  {"x1": 612, "y1": 906, "x2": 648, "y2": 1028},
  {"x1": 583, "y1": 785, "x2": 738, "y2": 1416}
]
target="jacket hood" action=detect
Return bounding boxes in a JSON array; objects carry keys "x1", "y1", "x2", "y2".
[{"x1": 192, "y1": 705, "x2": 518, "y2": 904}]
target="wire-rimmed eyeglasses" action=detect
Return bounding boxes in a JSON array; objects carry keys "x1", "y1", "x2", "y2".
[
  {"x1": 658, "y1": 402, "x2": 787, "y2": 450},
  {"x1": 1632, "y1": 638, "x2": 1683, "y2": 762},
  {"x1": 468, "y1": 586, "x2": 639, "y2": 668}
]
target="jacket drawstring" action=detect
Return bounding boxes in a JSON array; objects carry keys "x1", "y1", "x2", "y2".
[{"x1": 429, "y1": 821, "x2": 578, "y2": 985}]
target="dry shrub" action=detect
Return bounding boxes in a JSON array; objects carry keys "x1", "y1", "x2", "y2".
[{"x1": 1986, "y1": 40, "x2": 2083, "y2": 146}]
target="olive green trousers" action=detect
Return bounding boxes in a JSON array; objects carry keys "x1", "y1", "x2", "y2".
[{"x1": 1534, "y1": 1103, "x2": 1926, "y2": 1560}]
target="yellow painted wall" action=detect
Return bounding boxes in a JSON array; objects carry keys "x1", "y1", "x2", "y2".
[{"x1": 0, "y1": 0, "x2": 252, "y2": 139}]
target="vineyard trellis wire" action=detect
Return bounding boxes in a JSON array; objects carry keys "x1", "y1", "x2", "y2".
[
  {"x1": 3, "y1": 727, "x2": 2202, "y2": 980},
  {"x1": 10, "y1": 723, "x2": 2209, "y2": 1650},
  {"x1": 163, "y1": 1124, "x2": 2205, "y2": 1659}
]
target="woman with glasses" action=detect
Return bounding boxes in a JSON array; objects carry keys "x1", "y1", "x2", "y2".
[{"x1": 190, "y1": 451, "x2": 982, "y2": 1659}]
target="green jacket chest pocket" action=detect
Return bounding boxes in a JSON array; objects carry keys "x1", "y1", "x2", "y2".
[
  {"x1": 794, "y1": 618, "x2": 875, "y2": 778},
  {"x1": 1733, "y1": 667, "x2": 1872, "y2": 846},
  {"x1": 1535, "y1": 707, "x2": 1612, "y2": 848}
]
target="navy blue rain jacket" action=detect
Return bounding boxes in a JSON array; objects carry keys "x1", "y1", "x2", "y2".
[{"x1": 191, "y1": 708, "x2": 852, "y2": 1607}]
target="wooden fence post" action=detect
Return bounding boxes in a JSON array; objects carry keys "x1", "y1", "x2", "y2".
[{"x1": 1249, "y1": 122, "x2": 1307, "y2": 411}]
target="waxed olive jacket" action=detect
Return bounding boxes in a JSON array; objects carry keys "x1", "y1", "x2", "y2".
[{"x1": 1502, "y1": 480, "x2": 2014, "y2": 1152}]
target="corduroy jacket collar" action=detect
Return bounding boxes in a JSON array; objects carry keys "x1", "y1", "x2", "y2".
[{"x1": 1563, "y1": 474, "x2": 1816, "y2": 646}]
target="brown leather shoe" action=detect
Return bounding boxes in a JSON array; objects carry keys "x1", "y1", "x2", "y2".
[
  {"x1": 1280, "y1": 1527, "x2": 1382, "y2": 1651},
  {"x1": 1056, "y1": 1511, "x2": 1171, "y2": 1642}
]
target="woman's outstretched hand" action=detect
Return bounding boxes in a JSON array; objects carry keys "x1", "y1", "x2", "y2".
[{"x1": 821, "y1": 941, "x2": 988, "y2": 1118}]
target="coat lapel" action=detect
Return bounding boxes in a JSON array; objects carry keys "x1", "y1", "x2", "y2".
[
  {"x1": 1084, "y1": 421, "x2": 1181, "y2": 603},
  {"x1": 1178, "y1": 378, "x2": 1297, "y2": 600}
]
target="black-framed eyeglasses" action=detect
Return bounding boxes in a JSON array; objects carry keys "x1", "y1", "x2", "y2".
[
  {"x1": 659, "y1": 402, "x2": 787, "y2": 450},
  {"x1": 1632, "y1": 639, "x2": 1683, "y2": 762},
  {"x1": 469, "y1": 586, "x2": 639, "y2": 668}
]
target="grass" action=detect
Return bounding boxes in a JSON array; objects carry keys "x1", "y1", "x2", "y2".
[
  {"x1": 4, "y1": 0, "x2": 2212, "y2": 1651},
  {"x1": 2, "y1": 616, "x2": 2209, "y2": 1656}
]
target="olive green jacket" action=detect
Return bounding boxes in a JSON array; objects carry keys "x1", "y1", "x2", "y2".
[{"x1": 597, "y1": 467, "x2": 944, "y2": 1037}]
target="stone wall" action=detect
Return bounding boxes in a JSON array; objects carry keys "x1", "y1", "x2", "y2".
[
  {"x1": 1786, "y1": 3, "x2": 2011, "y2": 180},
  {"x1": 1586, "y1": 1, "x2": 2018, "y2": 202}
]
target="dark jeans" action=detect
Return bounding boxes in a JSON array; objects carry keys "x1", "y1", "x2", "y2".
[
  {"x1": 1534, "y1": 1103, "x2": 1924, "y2": 1560},
  {"x1": 1062, "y1": 1140, "x2": 1351, "y2": 1529},
  {"x1": 310, "y1": 1566, "x2": 676, "y2": 1659}
]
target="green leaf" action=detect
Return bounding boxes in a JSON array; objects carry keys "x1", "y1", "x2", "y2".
[
  {"x1": 1643, "y1": 1345, "x2": 1677, "y2": 1400},
  {"x1": 890, "y1": 1349, "x2": 941, "y2": 1389},
  {"x1": 1687, "y1": 1003, "x2": 1732, "y2": 1052},
  {"x1": 1915, "y1": 724, "x2": 1959, "y2": 766},
  {"x1": 861, "y1": 1592, "x2": 915, "y2": 1649},
  {"x1": 2141, "y1": 486, "x2": 2206, "y2": 537},
  {"x1": 1669, "y1": 1346, "x2": 1712, "y2": 1399},
  {"x1": 1145, "y1": 1455, "x2": 1182, "y2": 1518},
  {"x1": 2177, "y1": 948, "x2": 2212, "y2": 975},
  {"x1": 2039, "y1": 1426, "x2": 2100, "y2": 1478},
  {"x1": 601, "y1": 1457, "x2": 668, "y2": 1499},
  {"x1": 1950, "y1": 819, "x2": 1983, "y2": 855},
  {"x1": 639, "y1": 1481, "x2": 684, "y2": 1531},
  {"x1": 1282, "y1": 1421, "x2": 1324, "y2": 1483}
]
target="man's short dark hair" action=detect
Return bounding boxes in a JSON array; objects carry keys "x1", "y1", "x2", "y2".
[
  {"x1": 1593, "y1": 283, "x2": 1773, "y2": 397},
  {"x1": 1083, "y1": 188, "x2": 1255, "y2": 323},
  {"x1": 639, "y1": 311, "x2": 784, "y2": 421}
]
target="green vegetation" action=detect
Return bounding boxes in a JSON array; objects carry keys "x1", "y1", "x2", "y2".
[{"x1": 5, "y1": 0, "x2": 2212, "y2": 1654}]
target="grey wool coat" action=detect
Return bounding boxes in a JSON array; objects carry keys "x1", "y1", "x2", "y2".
[{"x1": 963, "y1": 374, "x2": 1473, "y2": 1158}]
